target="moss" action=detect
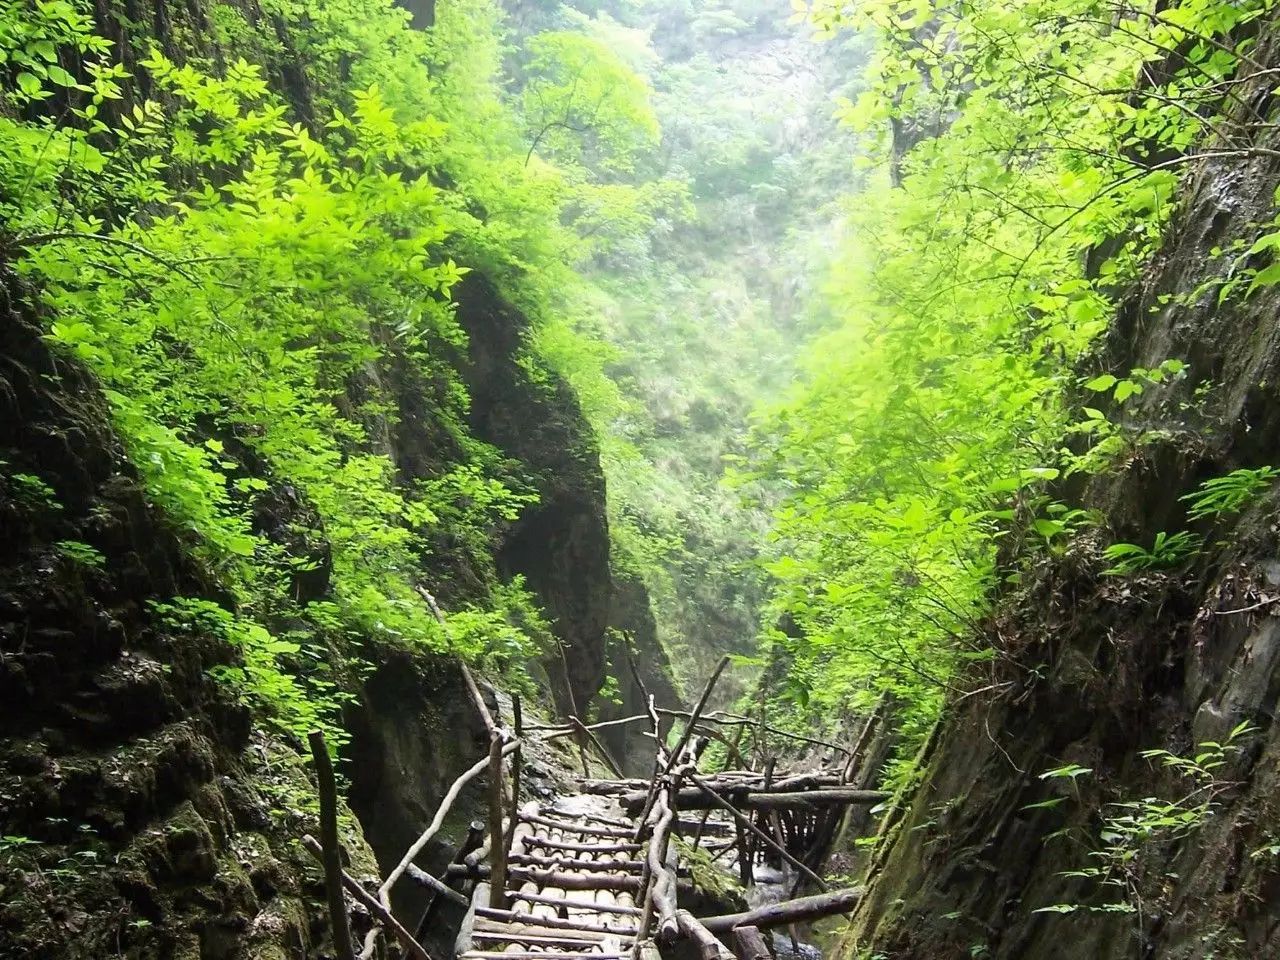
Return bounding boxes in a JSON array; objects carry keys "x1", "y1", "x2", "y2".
[{"x1": 675, "y1": 836, "x2": 744, "y2": 908}]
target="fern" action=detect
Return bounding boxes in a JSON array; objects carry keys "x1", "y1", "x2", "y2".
[{"x1": 1181, "y1": 467, "x2": 1280, "y2": 521}]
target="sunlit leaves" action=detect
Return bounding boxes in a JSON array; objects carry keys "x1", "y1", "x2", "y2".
[
  {"x1": 749, "y1": 0, "x2": 1267, "y2": 756},
  {"x1": 519, "y1": 30, "x2": 660, "y2": 173},
  {"x1": 1, "y1": 0, "x2": 587, "y2": 733}
]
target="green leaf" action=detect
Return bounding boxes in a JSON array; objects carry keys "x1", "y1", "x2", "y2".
[
  {"x1": 1250, "y1": 262, "x2": 1280, "y2": 292},
  {"x1": 1039, "y1": 764, "x2": 1092, "y2": 781},
  {"x1": 1021, "y1": 797, "x2": 1066, "y2": 811},
  {"x1": 1113, "y1": 379, "x2": 1141, "y2": 403},
  {"x1": 46, "y1": 65, "x2": 77, "y2": 87},
  {"x1": 16, "y1": 72, "x2": 42, "y2": 97},
  {"x1": 1032, "y1": 518, "x2": 1065, "y2": 538}
]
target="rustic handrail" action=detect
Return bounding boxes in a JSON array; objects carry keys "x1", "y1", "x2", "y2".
[{"x1": 299, "y1": 651, "x2": 881, "y2": 960}]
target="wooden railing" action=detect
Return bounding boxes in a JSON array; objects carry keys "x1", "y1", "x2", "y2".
[{"x1": 303, "y1": 654, "x2": 884, "y2": 960}]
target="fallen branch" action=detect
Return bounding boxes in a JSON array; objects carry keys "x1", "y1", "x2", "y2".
[
  {"x1": 462, "y1": 662, "x2": 498, "y2": 735},
  {"x1": 406, "y1": 864, "x2": 469, "y2": 906},
  {"x1": 527, "y1": 714, "x2": 649, "y2": 736},
  {"x1": 685, "y1": 773, "x2": 827, "y2": 890},
  {"x1": 625, "y1": 786, "x2": 888, "y2": 812},
  {"x1": 302, "y1": 835, "x2": 433, "y2": 960},
  {"x1": 571, "y1": 714, "x2": 626, "y2": 779},
  {"x1": 658, "y1": 709, "x2": 849, "y2": 757},
  {"x1": 700, "y1": 887, "x2": 864, "y2": 932}
]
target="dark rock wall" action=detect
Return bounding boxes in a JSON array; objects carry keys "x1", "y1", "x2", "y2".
[
  {"x1": 341, "y1": 650, "x2": 490, "y2": 956},
  {"x1": 0, "y1": 266, "x2": 382, "y2": 959},
  {"x1": 843, "y1": 20, "x2": 1280, "y2": 960},
  {"x1": 601, "y1": 571, "x2": 681, "y2": 775},
  {"x1": 454, "y1": 274, "x2": 615, "y2": 717}
]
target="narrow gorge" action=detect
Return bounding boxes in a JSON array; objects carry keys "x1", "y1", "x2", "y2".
[{"x1": 4, "y1": 2, "x2": 1280, "y2": 960}]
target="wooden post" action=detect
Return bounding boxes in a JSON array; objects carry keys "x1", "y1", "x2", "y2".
[
  {"x1": 675, "y1": 909, "x2": 735, "y2": 960},
  {"x1": 635, "y1": 656, "x2": 732, "y2": 844},
  {"x1": 504, "y1": 697, "x2": 523, "y2": 858},
  {"x1": 411, "y1": 817, "x2": 482, "y2": 941},
  {"x1": 381, "y1": 741, "x2": 519, "y2": 902},
  {"x1": 487, "y1": 732, "x2": 507, "y2": 908},
  {"x1": 308, "y1": 732, "x2": 356, "y2": 960},
  {"x1": 632, "y1": 695, "x2": 667, "y2": 844},
  {"x1": 692, "y1": 808, "x2": 713, "y2": 852},
  {"x1": 662, "y1": 656, "x2": 731, "y2": 778},
  {"x1": 725, "y1": 725, "x2": 747, "y2": 769}
]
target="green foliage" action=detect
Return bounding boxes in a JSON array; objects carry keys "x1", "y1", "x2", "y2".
[
  {"x1": 0, "y1": 0, "x2": 680, "y2": 740},
  {"x1": 1039, "y1": 764, "x2": 1094, "y2": 783},
  {"x1": 1181, "y1": 466, "x2": 1280, "y2": 521},
  {"x1": 676, "y1": 835, "x2": 744, "y2": 902},
  {"x1": 0, "y1": 0, "x2": 111, "y2": 105},
  {"x1": 1101, "y1": 531, "x2": 1203, "y2": 575},
  {"x1": 153, "y1": 597, "x2": 349, "y2": 748},
  {"x1": 749, "y1": 0, "x2": 1273, "y2": 757},
  {"x1": 1037, "y1": 722, "x2": 1257, "y2": 917},
  {"x1": 0, "y1": 835, "x2": 42, "y2": 863},
  {"x1": 520, "y1": 30, "x2": 660, "y2": 172},
  {"x1": 520, "y1": 0, "x2": 863, "y2": 695},
  {"x1": 3, "y1": 467, "x2": 61, "y2": 511},
  {"x1": 1084, "y1": 359, "x2": 1187, "y2": 405},
  {"x1": 54, "y1": 539, "x2": 105, "y2": 569}
]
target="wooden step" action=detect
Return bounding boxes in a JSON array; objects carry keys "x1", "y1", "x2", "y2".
[
  {"x1": 460, "y1": 952, "x2": 628, "y2": 959},
  {"x1": 502, "y1": 892, "x2": 643, "y2": 917},
  {"x1": 472, "y1": 931, "x2": 633, "y2": 948},
  {"x1": 522, "y1": 813, "x2": 634, "y2": 838},
  {"x1": 508, "y1": 853, "x2": 645, "y2": 873},
  {"x1": 475, "y1": 917, "x2": 637, "y2": 940},
  {"x1": 524, "y1": 837, "x2": 643, "y2": 855}
]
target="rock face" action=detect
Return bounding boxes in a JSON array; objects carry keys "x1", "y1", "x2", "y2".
[
  {"x1": 455, "y1": 274, "x2": 615, "y2": 717},
  {"x1": 843, "y1": 25, "x2": 1280, "y2": 960},
  {"x1": 342, "y1": 649, "x2": 491, "y2": 956},
  {"x1": 0, "y1": 266, "x2": 381, "y2": 959},
  {"x1": 601, "y1": 571, "x2": 682, "y2": 775},
  {"x1": 0, "y1": 237, "x2": 645, "y2": 960}
]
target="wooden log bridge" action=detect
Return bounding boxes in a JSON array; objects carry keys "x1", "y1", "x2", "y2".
[
  {"x1": 455, "y1": 795, "x2": 865, "y2": 960},
  {"x1": 302, "y1": 654, "x2": 875, "y2": 960}
]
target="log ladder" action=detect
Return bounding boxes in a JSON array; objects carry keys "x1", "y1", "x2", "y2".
[{"x1": 305, "y1": 652, "x2": 885, "y2": 960}]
